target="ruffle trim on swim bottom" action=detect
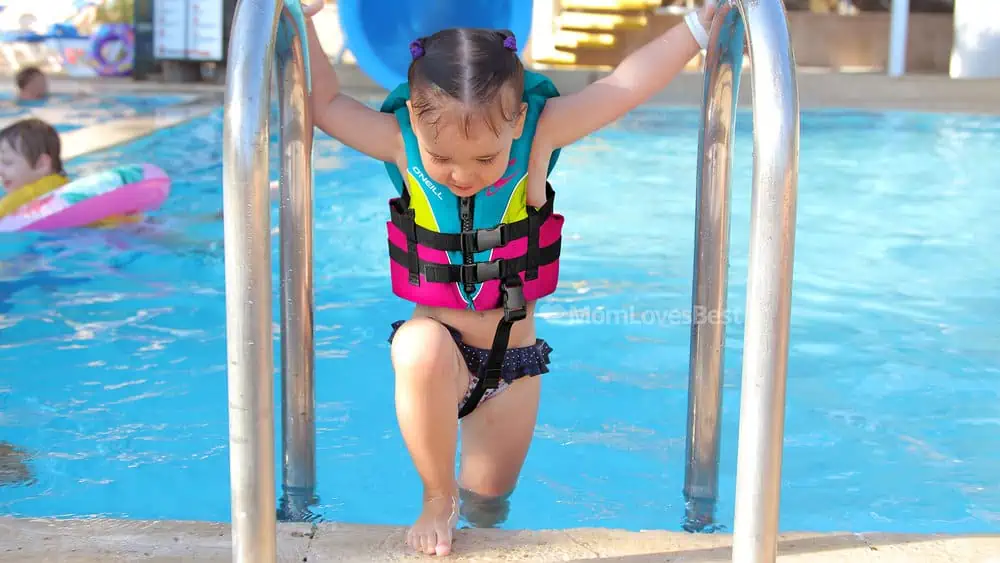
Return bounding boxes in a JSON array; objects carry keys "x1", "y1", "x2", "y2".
[{"x1": 389, "y1": 319, "x2": 553, "y2": 384}]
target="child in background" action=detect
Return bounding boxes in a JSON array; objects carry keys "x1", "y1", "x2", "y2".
[
  {"x1": 0, "y1": 118, "x2": 67, "y2": 216},
  {"x1": 300, "y1": 0, "x2": 721, "y2": 555},
  {"x1": 14, "y1": 66, "x2": 49, "y2": 102},
  {"x1": 0, "y1": 118, "x2": 139, "y2": 227}
]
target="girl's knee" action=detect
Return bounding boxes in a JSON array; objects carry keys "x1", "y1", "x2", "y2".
[{"x1": 390, "y1": 318, "x2": 460, "y2": 385}]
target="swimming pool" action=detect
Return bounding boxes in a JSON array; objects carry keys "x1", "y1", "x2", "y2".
[
  {"x1": 0, "y1": 93, "x2": 195, "y2": 133},
  {"x1": 0, "y1": 104, "x2": 998, "y2": 535}
]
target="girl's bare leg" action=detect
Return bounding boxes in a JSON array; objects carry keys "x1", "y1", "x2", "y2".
[
  {"x1": 458, "y1": 375, "x2": 542, "y2": 526},
  {"x1": 391, "y1": 318, "x2": 471, "y2": 556}
]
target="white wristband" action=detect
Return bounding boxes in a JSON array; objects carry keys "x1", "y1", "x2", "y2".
[{"x1": 684, "y1": 10, "x2": 710, "y2": 51}]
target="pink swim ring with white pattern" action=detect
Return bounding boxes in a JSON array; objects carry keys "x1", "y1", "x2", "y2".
[{"x1": 0, "y1": 163, "x2": 170, "y2": 232}]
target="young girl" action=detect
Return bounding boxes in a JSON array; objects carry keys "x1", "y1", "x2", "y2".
[{"x1": 301, "y1": 0, "x2": 717, "y2": 556}]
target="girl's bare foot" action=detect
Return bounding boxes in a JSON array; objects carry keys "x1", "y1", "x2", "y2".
[{"x1": 406, "y1": 492, "x2": 459, "y2": 556}]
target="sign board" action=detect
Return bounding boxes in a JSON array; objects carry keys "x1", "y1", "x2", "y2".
[{"x1": 153, "y1": 0, "x2": 225, "y2": 61}]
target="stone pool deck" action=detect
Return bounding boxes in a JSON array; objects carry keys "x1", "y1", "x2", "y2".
[
  {"x1": 29, "y1": 65, "x2": 1000, "y2": 116},
  {"x1": 1, "y1": 517, "x2": 998, "y2": 562}
]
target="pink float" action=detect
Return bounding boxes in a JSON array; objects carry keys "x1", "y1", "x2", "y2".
[{"x1": 0, "y1": 163, "x2": 170, "y2": 232}]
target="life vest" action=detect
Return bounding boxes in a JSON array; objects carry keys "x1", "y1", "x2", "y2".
[
  {"x1": 380, "y1": 70, "x2": 564, "y2": 417},
  {"x1": 0, "y1": 174, "x2": 69, "y2": 218}
]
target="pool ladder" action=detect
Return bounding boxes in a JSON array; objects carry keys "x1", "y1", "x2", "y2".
[
  {"x1": 682, "y1": 2, "x2": 800, "y2": 562},
  {"x1": 220, "y1": 1, "x2": 799, "y2": 562},
  {"x1": 221, "y1": 0, "x2": 317, "y2": 557}
]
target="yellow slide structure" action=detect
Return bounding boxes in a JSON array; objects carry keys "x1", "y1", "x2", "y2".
[{"x1": 534, "y1": 0, "x2": 665, "y2": 67}]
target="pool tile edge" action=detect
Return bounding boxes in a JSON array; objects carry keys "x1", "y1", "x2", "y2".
[{"x1": 0, "y1": 517, "x2": 998, "y2": 562}]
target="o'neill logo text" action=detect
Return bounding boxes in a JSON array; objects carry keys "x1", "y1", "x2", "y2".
[{"x1": 410, "y1": 166, "x2": 444, "y2": 200}]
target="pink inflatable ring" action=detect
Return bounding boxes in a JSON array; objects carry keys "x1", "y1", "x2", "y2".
[{"x1": 0, "y1": 164, "x2": 171, "y2": 232}]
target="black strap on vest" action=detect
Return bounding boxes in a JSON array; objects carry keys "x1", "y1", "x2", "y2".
[
  {"x1": 525, "y1": 206, "x2": 541, "y2": 281},
  {"x1": 402, "y1": 208, "x2": 420, "y2": 285},
  {"x1": 457, "y1": 274, "x2": 526, "y2": 419}
]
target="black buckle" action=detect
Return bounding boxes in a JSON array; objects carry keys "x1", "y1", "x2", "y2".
[
  {"x1": 460, "y1": 226, "x2": 506, "y2": 253},
  {"x1": 459, "y1": 261, "x2": 502, "y2": 285},
  {"x1": 501, "y1": 276, "x2": 527, "y2": 322},
  {"x1": 404, "y1": 208, "x2": 420, "y2": 285}
]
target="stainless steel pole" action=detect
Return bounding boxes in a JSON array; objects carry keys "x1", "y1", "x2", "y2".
[
  {"x1": 683, "y1": 0, "x2": 746, "y2": 533},
  {"x1": 222, "y1": 0, "x2": 282, "y2": 560},
  {"x1": 276, "y1": 3, "x2": 317, "y2": 522},
  {"x1": 729, "y1": 0, "x2": 800, "y2": 561}
]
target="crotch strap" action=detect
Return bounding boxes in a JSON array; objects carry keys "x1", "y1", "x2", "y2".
[{"x1": 458, "y1": 275, "x2": 526, "y2": 419}]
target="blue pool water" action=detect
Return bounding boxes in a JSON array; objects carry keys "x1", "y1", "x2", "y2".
[
  {"x1": 0, "y1": 104, "x2": 999, "y2": 534},
  {"x1": 0, "y1": 93, "x2": 193, "y2": 133}
]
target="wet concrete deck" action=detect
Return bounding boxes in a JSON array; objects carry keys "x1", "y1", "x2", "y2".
[{"x1": 1, "y1": 517, "x2": 998, "y2": 562}]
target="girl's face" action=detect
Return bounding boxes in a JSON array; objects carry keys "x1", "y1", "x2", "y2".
[
  {"x1": 0, "y1": 139, "x2": 52, "y2": 192},
  {"x1": 408, "y1": 97, "x2": 527, "y2": 197}
]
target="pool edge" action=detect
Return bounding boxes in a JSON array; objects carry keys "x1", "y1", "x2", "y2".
[
  {"x1": 61, "y1": 96, "x2": 223, "y2": 161},
  {"x1": 15, "y1": 67, "x2": 1000, "y2": 117},
  {"x1": 1, "y1": 516, "x2": 998, "y2": 562}
]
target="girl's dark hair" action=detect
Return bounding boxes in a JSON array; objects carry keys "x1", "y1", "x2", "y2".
[
  {"x1": 407, "y1": 28, "x2": 525, "y2": 138},
  {"x1": 0, "y1": 118, "x2": 64, "y2": 175}
]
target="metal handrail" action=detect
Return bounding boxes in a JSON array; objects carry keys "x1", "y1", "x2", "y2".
[
  {"x1": 276, "y1": 0, "x2": 317, "y2": 524},
  {"x1": 684, "y1": 1, "x2": 799, "y2": 562},
  {"x1": 222, "y1": 0, "x2": 316, "y2": 560}
]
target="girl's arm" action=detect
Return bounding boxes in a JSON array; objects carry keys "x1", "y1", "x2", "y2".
[
  {"x1": 535, "y1": 5, "x2": 715, "y2": 150},
  {"x1": 304, "y1": 15, "x2": 403, "y2": 164}
]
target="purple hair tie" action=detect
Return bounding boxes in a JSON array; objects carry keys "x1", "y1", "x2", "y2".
[
  {"x1": 503, "y1": 35, "x2": 517, "y2": 52},
  {"x1": 409, "y1": 39, "x2": 425, "y2": 60}
]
